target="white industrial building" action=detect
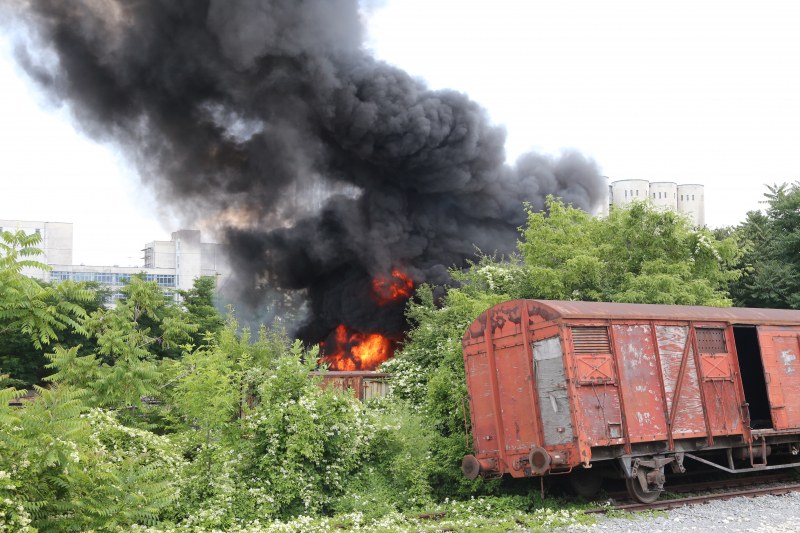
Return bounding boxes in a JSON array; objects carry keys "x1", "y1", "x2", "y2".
[
  {"x1": 0, "y1": 220, "x2": 230, "y2": 302},
  {"x1": 0, "y1": 219, "x2": 74, "y2": 279},
  {"x1": 606, "y1": 179, "x2": 705, "y2": 226}
]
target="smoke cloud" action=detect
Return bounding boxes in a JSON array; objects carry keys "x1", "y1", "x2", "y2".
[{"x1": 5, "y1": 0, "x2": 606, "y2": 344}]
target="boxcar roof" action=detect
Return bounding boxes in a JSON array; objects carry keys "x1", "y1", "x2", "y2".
[{"x1": 527, "y1": 300, "x2": 800, "y2": 325}]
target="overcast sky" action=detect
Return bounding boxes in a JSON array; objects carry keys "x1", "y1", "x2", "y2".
[{"x1": 1, "y1": 1, "x2": 799, "y2": 265}]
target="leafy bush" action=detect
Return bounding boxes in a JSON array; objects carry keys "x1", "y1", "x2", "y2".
[{"x1": 0, "y1": 385, "x2": 185, "y2": 532}]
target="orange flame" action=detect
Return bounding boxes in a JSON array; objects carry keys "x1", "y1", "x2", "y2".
[
  {"x1": 320, "y1": 324, "x2": 394, "y2": 371},
  {"x1": 371, "y1": 269, "x2": 414, "y2": 306}
]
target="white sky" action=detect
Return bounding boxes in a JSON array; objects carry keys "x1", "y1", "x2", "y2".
[{"x1": 1, "y1": 1, "x2": 799, "y2": 265}]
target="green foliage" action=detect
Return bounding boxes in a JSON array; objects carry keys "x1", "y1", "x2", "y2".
[
  {"x1": 518, "y1": 197, "x2": 739, "y2": 305},
  {"x1": 46, "y1": 276, "x2": 197, "y2": 412},
  {"x1": 333, "y1": 403, "x2": 434, "y2": 518},
  {"x1": 0, "y1": 385, "x2": 184, "y2": 532},
  {"x1": 246, "y1": 350, "x2": 372, "y2": 516},
  {"x1": 0, "y1": 230, "x2": 93, "y2": 350},
  {"x1": 178, "y1": 276, "x2": 225, "y2": 346},
  {"x1": 120, "y1": 495, "x2": 593, "y2": 532},
  {"x1": 0, "y1": 281, "x2": 106, "y2": 389},
  {"x1": 0, "y1": 231, "x2": 105, "y2": 389},
  {"x1": 169, "y1": 334, "x2": 380, "y2": 529},
  {"x1": 729, "y1": 183, "x2": 800, "y2": 308}
]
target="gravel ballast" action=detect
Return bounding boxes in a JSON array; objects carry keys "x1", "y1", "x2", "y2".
[{"x1": 565, "y1": 492, "x2": 800, "y2": 532}]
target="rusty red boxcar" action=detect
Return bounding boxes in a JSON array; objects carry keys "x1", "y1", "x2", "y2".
[{"x1": 461, "y1": 299, "x2": 800, "y2": 502}]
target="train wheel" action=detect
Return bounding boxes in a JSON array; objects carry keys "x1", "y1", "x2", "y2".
[
  {"x1": 625, "y1": 476, "x2": 662, "y2": 503},
  {"x1": 570, "y1": 468, "x2": 603, "y2": 498}
]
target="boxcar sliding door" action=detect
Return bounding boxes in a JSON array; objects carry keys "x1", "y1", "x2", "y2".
[{"x1": 757, "y1": 327, "x2": 800, "y2": 430}]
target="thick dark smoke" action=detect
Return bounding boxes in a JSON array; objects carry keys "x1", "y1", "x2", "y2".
[{"x1": 5, "y1": 0, "x2": 606, "y2": 344}]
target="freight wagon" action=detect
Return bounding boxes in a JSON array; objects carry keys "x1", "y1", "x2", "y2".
[{"x1": 461, "y1": 300, "x2": 800, "y2": 502}]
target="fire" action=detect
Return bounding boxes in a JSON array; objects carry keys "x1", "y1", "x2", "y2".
[
  {"x1": 320, "y1": 324, "x2": 394, "y2": 371},
  {"x1": 319, "y1": 269, "x2": 414, "y2": 371},
  {"x1": 371, "y1": 269, "x2": 414, "y2": 306}
]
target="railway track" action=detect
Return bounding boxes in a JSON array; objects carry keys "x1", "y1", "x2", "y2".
[
  {"x1": 601, "y1": 471, "x2": 795, "y2": 500},
  {"x1": 588, "y1": 481, "x2": 800, "y2": 514}
]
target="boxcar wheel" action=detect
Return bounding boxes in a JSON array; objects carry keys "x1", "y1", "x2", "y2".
[
  {"x1": 570, "y1": 468, "x2": 603, "y2": 498},
  {"x1": 625, "y1": 477, "x2": 662, "y2": 504}
]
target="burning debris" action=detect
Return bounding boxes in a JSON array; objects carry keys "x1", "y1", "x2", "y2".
[{"x1": 5, "y1": 0, "x2": 607, "y2": 365}]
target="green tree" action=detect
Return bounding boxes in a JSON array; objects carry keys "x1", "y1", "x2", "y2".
[
  {"x1": 517, "y1": 197, "x2": 739, "y2": 305},
  {"x1": 0, "y1": 281, "x2": 107, "y2": 388},
  {"x1": 0, "y1": 230, "x2": 93, "y2": 349},
  {"x1": 178, "y1": 276, "x2": 225, "y2": 347},
  {"x1": 46, "y1": 276, "x2": 197, "y2": 412},
  {"x1": 0, "y1": 230, "x2": 95, "y2": 388},
  {"x1": 729, "y1": 183, "x2": 800, "y2": 308}
]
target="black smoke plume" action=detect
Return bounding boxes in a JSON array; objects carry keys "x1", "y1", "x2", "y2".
[{"x1": 4, "y1": 0, "x2": 606, "y2": 347}]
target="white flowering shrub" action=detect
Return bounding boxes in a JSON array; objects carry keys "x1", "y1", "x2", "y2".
[
  {"x1": 245, "y1": 343, "x2": 375, "y2": 518},
  {"x1": 0, "y1": 496, "x2": 34, "y2": 533},
  {"x1": 167, "y1": 340, "x2": 378, "y2": 529},
  {"x1": 0, "y1": 384, "x2": 186, "y2": 532}
]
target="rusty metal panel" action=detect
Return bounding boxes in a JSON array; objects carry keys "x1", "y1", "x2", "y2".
[
  {"x1": 573, "y1": 381, "x2": 623, "y2": 444},
  {"x1": 494, "y1": 341, "x2": 539, "y2": 451},
  {"x1": 612, "y1": 324, "x2": 669, "y2": 442},
  {"x1": 362, "y1": 377, "x2": 391, "y2": 401},
  {"x1": 655, "y1": 325, "x2": 706, "y2": 438},
  {"x1": 569, "y1": 326, "x2": 624, "y2": 445},
  {"x1": 312, "y1": 371, "x2": 392, "y2": 401},
  {"x1": 696, "y1": 328, "x2": 742, "y2": 436},
  {"x1": 464, "y1": 350, "x2": 500, "y2": 453},
  {"x1": 533, "y1": 336, "x2": 574, "y2": 446},
  {"x1": 757, "y1": 328, "x2": 800, "y2": 429},
  {"x1": 700, "y1": 354, "x2": 731, "y2": 379},
  {"x1": 576, "y1": 355, "x2": 615, "y2": 383}
]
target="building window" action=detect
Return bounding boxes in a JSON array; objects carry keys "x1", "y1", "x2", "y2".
[
  {"x1": 95, "y1": 273, "x2": 114, "y2": 284},
  {"x1": 692, "y1": 194, "x2": 695, "y2": 200},
  {"x1": 51, "y1": 271, "x2": 70, "y2": 282},
  {"x1": 636, "y1": 189, "x2": 639, "y2": 196}
]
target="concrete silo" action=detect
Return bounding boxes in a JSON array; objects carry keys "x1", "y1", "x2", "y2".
[
  {"x1": 649, "y1": 181, "x2": 678, "y2": 211},
  {"x1": 610, "y1": 179, "x2": 650, "y2": 208},
  {"x1": 677, "y1": 184, "x2": 705, "y2": 226}
]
